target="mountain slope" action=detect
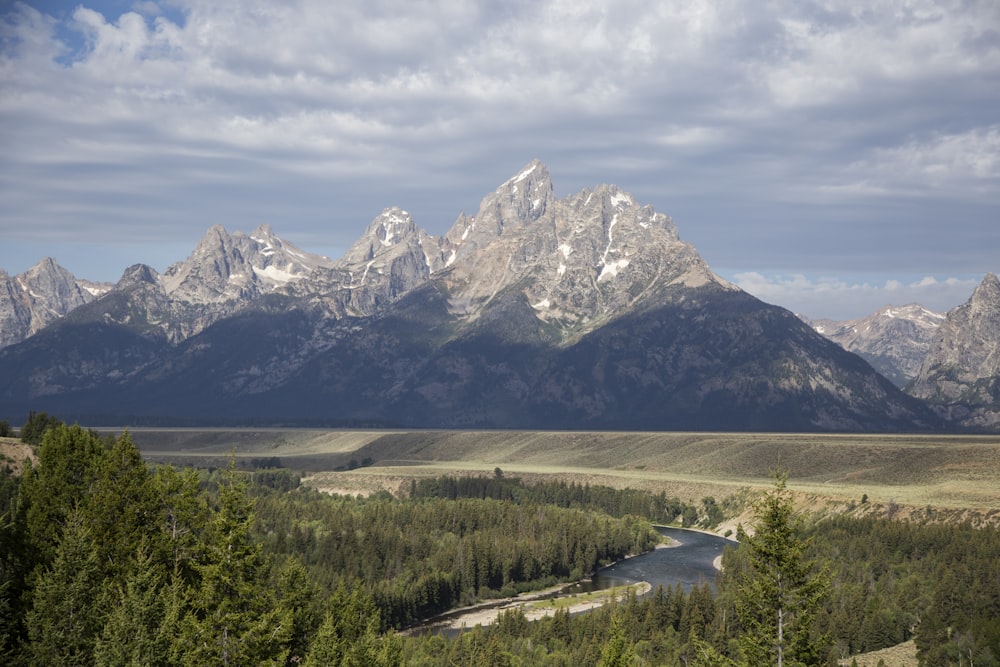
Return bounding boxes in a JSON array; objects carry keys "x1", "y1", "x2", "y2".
[
  {"x1": 0, "y1": 161, "x2": 948, "y2": 431},
  {"x1": 809, "y1": 304, "x2": 945, "y2": 387},
  {"x1": 909, "y1": 274, "x2": 1000, "y2": 429},
  {"x1": 0, "y1": 258, "x2": 110, "y2": 349}
]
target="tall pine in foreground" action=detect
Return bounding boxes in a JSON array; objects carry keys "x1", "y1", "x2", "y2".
[
  {"x1": 700, "y1": 471, "x2": 832, "y2": 667},
  {"x1": 174, "y1": 464, "x2": 291, "y2": 666},
  {"x1": 736, "y1": 472, "x2": 831, "y2": 666}
]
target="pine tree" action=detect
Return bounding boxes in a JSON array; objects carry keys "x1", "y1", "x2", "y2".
[
  {"x1": 733, "y1": 471, "x2": 831, "y2": 667},
  {"x1": 599, "y1": 609, "x2": 636, "y2": 667},
  {"x1": 93, "y1": 544, "x2": 170, "y2": 667},
  {"x1": 84, "y1": 431, "x2": 159, "y2": 581},
  {"x1": 151, "y1": 464, "x2": 206, "y2": 584},
  {"x1": 18, "y1": 423, "x2": 107, "y2": 567},
  {"x1": 174, "y1": 465, "x2": 290, "y2": 666},
  {"x1": 25, "y1": 510, "x2": 106, "y2": 666},
  {"x1": 303, "y1": 585, "x2": 401, "y2": 667}
]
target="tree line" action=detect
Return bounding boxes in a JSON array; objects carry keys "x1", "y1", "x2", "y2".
[
  {"x1": 0, "y1": 419, "x2": 658, "y2": 664},
  {"x1": 1, "y1": 414, "x2": 997, "y2": 665},
  {"x1": 408, "y1": 472, "x2": 724, "y2": 529}
]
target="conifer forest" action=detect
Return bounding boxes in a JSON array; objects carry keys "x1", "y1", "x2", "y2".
[{"x1": 0, "y1": 417, "x2": 997, "y2": 665}]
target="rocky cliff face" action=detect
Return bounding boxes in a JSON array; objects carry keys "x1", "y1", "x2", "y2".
[
  {"x1": 909, "y1": 274, "x2": 1000, "y2": 429},
  {"x1": 809, "y1": 304, "x2": 945, "y2": 387},
  {"x1": 0, "y1": 161, "x2": 947, "y2": 431},
  {"x1": 0, "y1": 259, "x2": 110, "y2": 349},
  {"x1": 433, "y1": 160, "x2": 729, "y2": 341}
]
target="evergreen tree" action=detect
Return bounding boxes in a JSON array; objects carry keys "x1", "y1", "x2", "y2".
[
  {"x1": 151, "y1": 464, "x2": 206, "y2": 584},
  {"x1": 733, "y1": 472, "x2": 831, "y2": 667},
  {"x1": 599, "y1": 609, "x2": 637, "y2": 667},
  {"x1": 84, "y1": 431, "x2": 159, "y2": 581},
  {"x1": 25, "y1": 510, "x2": 106, "y2": 666},
  {"x1": 303, "y1": 585, "x2": 401, "y2": 667},
  {"x1": 17, "y1": 411, "x2": 62, "y2": 446},
  {"x1": 175, "y1": 465, "x2": 290, "y2": 666},
  {"x1": 93, "y1": 544, "x2": 170, "y2": 667},
  {"x1": 18, "y1": 423, "x2": 107, "y2": 567},
  {"x1": 275, "y1": 557, "x2": 322, "y2": 665}
]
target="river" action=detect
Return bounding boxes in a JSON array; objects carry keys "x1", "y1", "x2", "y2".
[
  {"x1": 574, "y1": 526, "x2": 737, "y2": 594},
  {"x1": 406, "y1": 526, "x2": 736, "y2": 635}
]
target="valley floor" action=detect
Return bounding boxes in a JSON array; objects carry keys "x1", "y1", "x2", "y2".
[{"x1": 123, "y1": 428, "x2": 1000, "y2": 524}]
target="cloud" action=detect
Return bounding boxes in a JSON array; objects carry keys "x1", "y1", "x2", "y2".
[
  {"x1": 731, "y1": 271, "x2": 981, "y2": 320},
  {"x1": 0, "y1": 0, "x2": 997, "y2": 306}
]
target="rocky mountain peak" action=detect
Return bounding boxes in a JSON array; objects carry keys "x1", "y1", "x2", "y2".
[
  {"x1": 342, "y1": 207, "x2": 422, "y2": 264},
  {"x1": 246, "y1": 224, "x2": 335, "y2": 283},
  {"x1": 810, "y1": 303, "x2": 945, "y2": 387},
  {"x1": 116, "y1": 264, "x2": 160, "y2": 289},
  {"x1": 909, "y1": 273, "x2": 1000, "y2": 427},
  {"x1": 0, "y1": 162, "x2": 953, "y2": 432},
  {"x1": 970, "y1": 273, "x2": 1000, "y2": 309},
  {"x1": 161, "y1": 223, "x2": 334, "y2": 305},
  {"x1": 18, "y1": 258, "x2": 86, "y2": 307},
  {"x1": 444, "y1": 160, "x2": 555, "y2": 261},
  {"x1": 0, "y1": 258, "x2": 101, "y2": 349}
]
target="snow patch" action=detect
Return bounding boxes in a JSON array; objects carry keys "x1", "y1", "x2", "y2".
[
  {"x1": 512, "y1": 163, "x2": 537, "y2": 184},
  {"x1": 446, "y1": 249, "x2": 457, "y2": 267},
  {"x1": 609, "y1": 192, "x2": 632, "y2": 209},
  {"x1": 253, "y1": 265, "x2": 300, "y2": 283},
  {"x1": 601, "y1": 214, "x2": 618, "y2": 265},
  {"x1": 80, "y1": 284, "x2": 108, "y2": 297},
  {"x1": 559, "y1": 244, "x2": 572, "y2": 259},
  {"x1": 557, "y1": 263, "x2": 566, "y2": 277},
  {"x1": 598, "y1": 258, "x2": 630, "y2": 282},
  {"x1": 531, "y1": 299, "x2": 551, "y2": 310}
]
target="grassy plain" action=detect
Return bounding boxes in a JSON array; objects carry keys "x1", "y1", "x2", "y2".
[{"x1": 120, "y1": 428, "x2": 1000, "y2": 522}]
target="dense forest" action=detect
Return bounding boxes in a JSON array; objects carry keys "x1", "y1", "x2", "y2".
[{"x1": 0, "y1": 414, "x2": 998, "y2": 665}]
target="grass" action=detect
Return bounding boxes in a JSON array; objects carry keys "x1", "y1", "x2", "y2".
[
  {"x1": 527, "y1": 583, "x2": 649, "y2": 611},
  {"x1": 840, "y1": 639, "x2": 918, "y2": 667},
  {"x1": 113, "y1": 428, "x2": 1000, "y2": 519}
]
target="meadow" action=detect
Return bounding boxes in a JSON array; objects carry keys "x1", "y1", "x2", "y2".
[{"x1": 124, "y1": 428, "x2": 1000, "y2": 520}]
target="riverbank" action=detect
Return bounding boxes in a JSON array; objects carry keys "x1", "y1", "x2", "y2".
[{"x1": 402, "y1": 581, "x2": 652, "y2": 634}]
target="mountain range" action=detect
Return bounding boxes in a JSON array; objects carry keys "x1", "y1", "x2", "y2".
[
  {"x1": 807, "y1": 305, "x2": 947, "y2": 388},
  {"x1": 0, "y1": 161, "x2": 992, "y2": 431}
]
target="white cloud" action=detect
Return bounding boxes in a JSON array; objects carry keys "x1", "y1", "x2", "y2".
[
  {"x1": 0, "y1": 0, "x2": 998, "y2": 296},
  {"x1": 833, "y1": 127, "x2": 1000, "y2": 198},
  {"x1": 731, "y1": 271, "x2": 982, "y2": 320}
]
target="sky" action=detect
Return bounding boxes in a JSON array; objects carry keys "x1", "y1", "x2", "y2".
[{"x1": 1, "y1": 0, "x2": 998, "y2": 321}]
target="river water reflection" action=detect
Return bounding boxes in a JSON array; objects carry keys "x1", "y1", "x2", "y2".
[
  {"x1": 408, "y1": 527, "x2": 736, "y2": 635},
  {"x1": 562, "y1": 526, "x2": 735, "y2": 595}
]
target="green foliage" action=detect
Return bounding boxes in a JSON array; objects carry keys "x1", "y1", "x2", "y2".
[
  {"x1": 93, "y1": 546, "x2": 171, "y2": 667},
  {"x1": 17, "y1": 411, "x2": 62, "y2": 446},
  {"x1": 174, "y1": 466, "x2": 291, "y2": 666},
  {"x1": 256, "y1": 488, "x2": 659, "y2": 628},
  {"x1": 303, "y1": 585, "x2": 401, "y2": 666},
  {"x1": 18, "y1": 423, "x2": 108, "y2": 567},
  {"x1": 0, "y1": 420, "x2": 11, "y2": 437},
  {"x1": 410, "y1": 473, "x2": 698, "y2": 525},
  {"x1": 599, "y1": 609, "x2": 637, "y2": 666},
  {"x1": 728, "y1": 472, "x2": 831, "y2": 666},
  {"x1": 25, "y1": 510, "x2": 107, "y2": 666},
  {"x1": 2, "y1": 418, "x2": 997, "y2": 666}
]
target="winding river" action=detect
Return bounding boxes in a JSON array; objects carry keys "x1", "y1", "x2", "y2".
[
  {"x1": 408, "y1": 526, "x2": 736, "y2": 635},
  {"x1": 576, "y1": 526, "x2": 737, "y2": 593}
]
